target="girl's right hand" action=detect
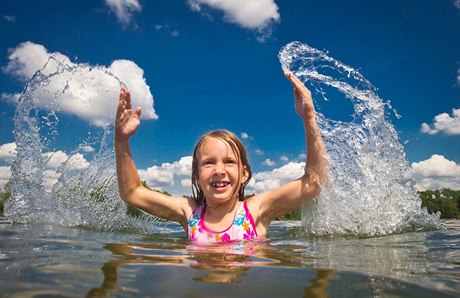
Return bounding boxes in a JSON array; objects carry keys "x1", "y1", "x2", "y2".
[{"x1": 114, "y1": 87, "x2": 141, "y2": 142}]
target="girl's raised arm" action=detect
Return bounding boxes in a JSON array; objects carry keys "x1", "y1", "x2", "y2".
[
  {"x1": 114, "y1": 88, "x2": 193, "y2": 228},
  {"x1": 251, "y1": 73, "x2": 328, "y2": 231}
]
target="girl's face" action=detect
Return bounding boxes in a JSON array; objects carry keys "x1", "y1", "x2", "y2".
[{"x1": 196, "y1": 137, "x2": 247, "y2": 205}]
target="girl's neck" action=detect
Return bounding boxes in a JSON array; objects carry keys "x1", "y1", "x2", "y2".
[{"x1": 205, "y1": 197, "x2": 239, "y2": 218}]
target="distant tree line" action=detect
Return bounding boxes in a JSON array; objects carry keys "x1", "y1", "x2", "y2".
[
  {"x1": 1, "y1": 183, "x2": 459, "y2": 219},
  {"x1": 418, "y1": 189, "x2": 460, "y2": 219},
  {"x1": 0, "y1": 183, "x2": 10, "y2": 216}
]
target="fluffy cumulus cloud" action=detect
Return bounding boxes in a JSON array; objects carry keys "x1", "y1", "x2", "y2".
[
  {"x1": 455, "y1": 0, "x2": 460, "y2": 9},
  {"x1": 43, "y1": 151, "x2": 90, "y2": 171},
  {"x1": 139, "y1": 156, "x2": 193, "y2": 191},
  {"x1": 247, "y1": 162, "x2": 305, "y2": 193},
  {"x1": 187, "y1": 0, "x2": 280, "y2": 40},
  {"x1": 44, "y1": 151, "x2": 69, "y2": 169},
  {"x1": 263, "y1": 158, "x2": 276, "y2": 167},
  {"x1": 0, "y1": 143, "x2": 17, "y2": 164},
  {"x1": 105, "y1": 0, "x2": 141, "y2": 26},
  {"x1": 42, "y1": 152, "x2": 90, "y2": 191},
  {"x1": 420, "y1": 108, "x2": 460, "y2": 135},
  {"x1": 406, "y1": 154, "x2": 460, "y2": 190},
  {"x1": 2, "y1": 41, "x2": 157, "y2": 127}
]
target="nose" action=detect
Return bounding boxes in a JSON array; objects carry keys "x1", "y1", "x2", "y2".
[{"x1": 214, "y1": 162, "x2": 226, "y2": 175}]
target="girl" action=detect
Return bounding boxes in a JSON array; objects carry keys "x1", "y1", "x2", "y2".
[{"x1": 115, "y1": 72, "x2": 327, "y2": 244}]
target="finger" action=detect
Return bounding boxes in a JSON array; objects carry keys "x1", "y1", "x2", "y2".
[
  {"x1": 134, "y1": 107, "x2": 142, "y2": 120},
  {"x1": 116, "y1": 89, "x2": 127, "y2": 118},
  {"x1": 287, "y1": 73, "x2": 305, "y2": 90},
  {"x1": 123, "y1": 88, "x2": 132, "y2": 110}
]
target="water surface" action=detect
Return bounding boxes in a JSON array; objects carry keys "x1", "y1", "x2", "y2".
[{"x1": 1, "y1": 218, "x2": 458, "y2": 297}]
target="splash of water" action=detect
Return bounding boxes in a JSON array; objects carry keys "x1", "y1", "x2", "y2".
[
  {"x1": 5, "y1": 56, "x2": 160, "y2": 233},
  {"x1": 279, "y1": 41, "x2": 441, "y2": 236},
  {"x1": 6, "y1": 43, "x2": 441, "y2": 237}
]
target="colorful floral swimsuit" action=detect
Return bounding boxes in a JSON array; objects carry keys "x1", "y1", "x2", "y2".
[{"x1": 188, "y1": 201, "x2": 258, "y2": 244}]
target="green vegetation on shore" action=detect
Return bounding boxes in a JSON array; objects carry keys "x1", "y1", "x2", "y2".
[
  {"x1": 0, "y1": 183, "x2": 10, "y2": 216},
  {"x1": 1, "y1": 183, "x2": 459, "y2": 220},
  {"x1": 418, "y1": 189, "x2": 460, "y2": 219}
]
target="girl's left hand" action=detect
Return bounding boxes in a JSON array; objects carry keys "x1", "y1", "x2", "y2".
[{"x1": 285, "y1": 72, "x2": 315, "y2": 118}]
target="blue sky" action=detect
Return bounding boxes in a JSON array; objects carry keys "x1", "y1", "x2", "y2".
[{"x1": 0, "y1": 0, "x2": 459, "y2": 194}]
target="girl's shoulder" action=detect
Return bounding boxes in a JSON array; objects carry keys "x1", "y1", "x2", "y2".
[{"x1": 183, "y1": 196, "x2": 200, "y2": 217}]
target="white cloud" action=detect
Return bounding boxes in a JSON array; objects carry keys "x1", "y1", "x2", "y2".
[
  {"x1": 0, "y1": 142, "x2": 91, "y2": 190},
  {"x1": 44, "y1": 151, "x2": 90, "y2": 171},
  {"x1": 41, "y1": 151, "x2": 89, "y2": 191},
  {"x1": 44, "y1": 151, "x2": 90, "y2": 191},
  {"x1": 43, "y1": 169, "x2": 61, "y2": 192},
  {"x1": 82, "y1": 146, "x2": 95, "y2": 153},
  {"x1": 457, "y1": 67, "x2": 460, "y2": 85},
  {"x1": 154, "y1": 23, "x2": 180, "y2": 38},
  {"x1": 105, "y1": 0, "x2": 141, "y2": 26},
  {"x1": 247, "y1": 178, "x2": 280, "y2": 193},
  {"x1": 139, "y1": 156, "x2": 193, "y2": 189},
  {"x1": 455, "y1": 0, "x2": 460, "y2": 9},
  {"x1": 0, "y1": 166, "x2": 12, "y2": 190},
  {"x1": 1, "y1": 92, "x2": 20, "y2": 104},
  {"x1": 4, "y1": 15, "x2": 16, "y2": 23},
  {"x1": 280, "y1": 155, "x2": 289, "y2": 162},
  {"x1": 0, "y1": 143, "x2": 17, "y2": 164},
  {"x1": 2, "y1": 41, "x2": 157, "y2": 127},
  {"x1": 263, "y1": 158, "x2": 276, "y2": 167},
  {"x1": 2, "y1": 41, "x2": 71, "y2": 80},
  {"x1": 187, "y1": 0, "x2": 280, "y2": 40},
  {"x1": 255, "y1": 149, "x2": 264, "y2": 156},
  {"x1": 181, "y1": 178, "x2": 192, "y2": 188},
  {"x1": 241, "y1": 132, "x2": 249, "y2": 139},
  {"x1": 420, "y1": 108, "x2": 460, "y2": 135},
  {"x1": 44, "y1": 151, "x2": 69, "y2": 169},
  {"x1": 66, "y1": 153, "x2": 90, "y2": 170},
  {"x1": 139, "y1": 166, "x2": 175, "y2": 186},
  {"x1": 406, "y1": 154, "x2": 460, "y2": 190},
  {"x1": 247, "y1": 161, "x2": 305, "y2": 193}
]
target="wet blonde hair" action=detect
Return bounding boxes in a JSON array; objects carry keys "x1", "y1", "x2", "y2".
[{"x1": 191, "y1": 130, "x2": 252, "y2": 204}]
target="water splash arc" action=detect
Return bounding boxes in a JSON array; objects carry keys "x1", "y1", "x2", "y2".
[
  {"x1": 5, "y1": 56, "x2": 160, "y2": 232},
  {"x1": 279, "y1": 41, "x2": 441, "y2": 236}
]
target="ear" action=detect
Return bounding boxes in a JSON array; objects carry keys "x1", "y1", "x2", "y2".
[{"x1": 241, "y1": 166, "x2": 249, "y2": 184}]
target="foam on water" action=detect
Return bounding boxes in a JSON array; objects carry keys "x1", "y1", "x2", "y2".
[
  {"x1": 279, "y1": 41, "x2": 441, "y2": 236},
  {"x1": 5, "y1": 43, "x2": 441, "y2": 236}
]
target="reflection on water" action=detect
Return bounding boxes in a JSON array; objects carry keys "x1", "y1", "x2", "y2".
[
  {"x1": 0, "y1": 221, "x2": 458, "y2": 297},
  {"x1": 87, "y1": 240, "x2": 336, "y2": 297}
]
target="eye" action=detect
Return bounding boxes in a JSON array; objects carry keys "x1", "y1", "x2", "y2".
[
  {"x1": 201, "y1": 159, "x2": 215, "y2": 167},
  {"x1": 225, "y1": 158, "x2": 237, "y2": 165}
]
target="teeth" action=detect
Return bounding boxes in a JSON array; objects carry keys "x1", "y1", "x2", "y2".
[{"x1": 212, "y1": 182, "x2": 228, "y2": 187}]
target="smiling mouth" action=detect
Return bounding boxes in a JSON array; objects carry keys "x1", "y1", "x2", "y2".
[{"x1": 211, "y1": 182, "x2": 230, "y2": 188}]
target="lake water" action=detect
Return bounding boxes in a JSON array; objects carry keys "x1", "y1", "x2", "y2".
[
  {"x1": 3, "y1": 41, "x2": 458, "y2": 297},
  {"x1": 1, "y1": 218, "x2": 458, "y2": 297}
]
